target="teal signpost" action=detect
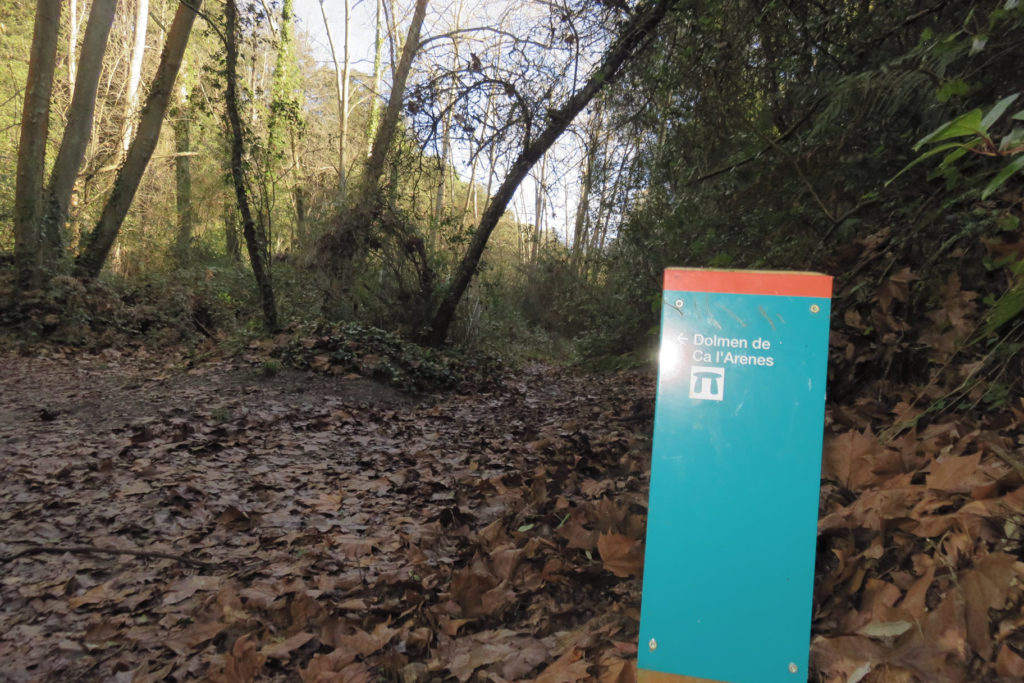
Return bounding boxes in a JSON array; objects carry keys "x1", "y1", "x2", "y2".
[{"x1": 638, "y1": 269, "x2": 832, "y2": 683}]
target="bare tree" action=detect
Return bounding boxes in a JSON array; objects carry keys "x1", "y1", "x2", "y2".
[
  {"x1": 40, "y1": 0, "x2": 118, "y2": 265},
  {"x1": 172, "y1": 77, "x2": 193, "y2": 263},
  {"x1": 224, "y1": 0, "x2": 278, "y2": 331},
  {"x1": 68, "y1": 0, "x2": 79, "y2": 92},
  {"x1": 319, "y1": 0, "x2": 352, "y2": 203},
  {"x1": 13, "y1": 0, "x2": 63, "y2": 288},
  {"x1": 365, "y1": 0, "x2": 386, "y2": 149},
  {"x1": 75, "y1": 0, "x2": 202, "y2": 278},
  {"x1": 421, "y1": 0, "x2": 683, "y2": 345},
  {"x1": 121, "y1": 0, "x2": 150, "y2": 160},
  {"x1": 570, "y1": 106, "x2": 601, "y2": 275},
  {"x1": 357, "y1": 0, "x2": 429, "y2": 209}
]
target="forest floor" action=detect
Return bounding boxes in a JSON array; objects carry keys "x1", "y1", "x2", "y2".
[
  {"x1": 0, "y1": 348, "x2": 653, "y2": 682},
  {"x1": 1, "y1": 332, "x2": 1024, "y2": 682}
]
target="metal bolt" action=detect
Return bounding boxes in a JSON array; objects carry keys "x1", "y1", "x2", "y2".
[
  {"x1": 788, "y1": 662, "x2": 799, "y2": 674},
  {"x1": 809, "y1": 304, "x2": 820, "y2": 314},
  {"x1": 649, "y1": 638, "x2": 658, "y2": 651},
  {"x1": 674, "y1": 299, "x2": 684, "y2": 309}
]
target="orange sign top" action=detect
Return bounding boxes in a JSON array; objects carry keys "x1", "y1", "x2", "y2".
[{"x1": 663, "y1": 268, "x2": 832, "y2": 298}]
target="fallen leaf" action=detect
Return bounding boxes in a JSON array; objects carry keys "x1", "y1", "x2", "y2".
[
  {"x1": 597, "y1": 533, "x2": 643, "y2": 578},
  {"x1": 261, "y1": 631, "x2": 316, "y2": 660}
]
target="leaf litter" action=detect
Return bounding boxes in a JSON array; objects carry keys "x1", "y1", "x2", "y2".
[
  {"x1": 1, "y1": 351, "x2": 651, "y2": 681},
  {"x1": 2, "y1": 236, "x2": 1024, "y2": 681}
]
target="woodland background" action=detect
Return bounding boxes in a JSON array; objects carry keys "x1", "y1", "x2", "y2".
[{"x1": 1, "y1": 0, "x2": 1024, "y2": 681}]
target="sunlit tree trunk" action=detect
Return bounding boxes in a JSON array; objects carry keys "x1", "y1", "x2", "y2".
[
  {"x1": 224, "y1": 0, "x2": 278, "y2": 331},
  {"x1": 121, "y1": 0, "x2": 149, "y2": 160},
  {"x1": 320, "y1": 0, "x2": 351, "y2": 203},
  {"x1": 76, "y1": 0, "x2": 201, "y2": 278},
  {"x1": 319, "y1": 0, "x2": 427, "y2": 298},
  {"x1": 531, "y1": 154, "x2": 546, "y2": 263},
  {"x1": 13, "y1": 0, "x2": 63, "y2": 288},
  {"x1": 365, "y1": 0, "x2": 385, "y2": 151},
  {"x1": 358, "y1": 0, "x2": 428, "y2": 209},
  {"x1": 172, "y1": 78, "x2": 193, "y2": 263},
  {"x1": 68, "y1": 0, "x2": 78, "y2": 92},
  {"x1": 270, "y1": 0, "x2": 303, "y2": 250},
  {"x1": 571, "y1": 108, "x2": 601, "y2": 274},
  {"x1": 290, "y1": 131, "x2": 307, "y2": 244},
  {"x1": 40, "y1": 0, "x2": 118, "y2": 267}
]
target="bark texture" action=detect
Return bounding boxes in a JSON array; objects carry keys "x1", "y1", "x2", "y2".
[
  {"x1": 75, "y1": 0, "x2": 200, "y2": 278},
  {"x1": 13, "y1": 0, "x2": 63, "y2": 287},
  {"x1": 357, "y1": 0, "x2": 429, "y2": 209},
  {"x1": 40, "y1": 0, "x2": 118, "y2": 264},
  {"x1": 224, "y1": 0, "x2": 278, "y2": 331}
]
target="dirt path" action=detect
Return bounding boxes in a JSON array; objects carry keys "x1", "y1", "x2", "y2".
[{"x1": 0, "y1": 350, "x2": 654, "y2": 681}]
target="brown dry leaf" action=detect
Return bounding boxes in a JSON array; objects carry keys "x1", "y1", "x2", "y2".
[
  {"x1": 926, "y1": 452, "x2": 984, "y2": 492},
  {"x1": 900, "y1": 565, "x2": 935, "y2": 617},
  {"x1": 961, "y1": 552, "x2": 1020, "y2": 659},
  {"x1": 298, "y1": 648, "x2": 365, "y2": 683},
  {"x1": 261, "y1": 631, "x2": 316, "y2": 660},
  {"x1": 435, "y1": 629, "x2": 548, "y2": 682},
  {"x1": 995, "y1": 643, "x2": 1024, "y2": 677},
  {"x1": 534, "y1": 645, "x2": 590, "y2": 682},
  {"x1": 67, "y1": 580, "x2": 124, "y2": 608},
  {"x1": 450, "y1": 563, "x2": 500, "y2": 617},
  {"x1": 162, "y1": 575, "x2": 222, "y2": 606},
  {"x1": 331, "y1": 535, "x2": 378, "y2": 559},
  {"x1": 890, "y1": 592, "x2": 968, "y2": 677},
  {"x1": 335, "y1": 622, "x2": 397, "y2": 658},
  {"x1": 439, "y1": 615, "x2": 471, "y2": 636},
  {"x1": 597, "y1": 533, "x2": 643, "y2": 578},
  {"x1": 597, "y1": 654, "x2": 637, "y2": 683},
  {"x1": 877, "y1": 268, "x2": 916, "y2": 313},
  {"x1": 823, "y1": 429, "x2": 881, "y2": 490},
  {"x1": 210, "y1": 634, "x2": 265, "y2": 683},
  {"x1": 862, "y1": 664, "x2": 917, "y2": 683},
  {"x1": 557, "y1": 514, "x2": 598, "y2": 549},
  {"x1": 811, "y1": 634, "x2": 885, "y2": 682}
]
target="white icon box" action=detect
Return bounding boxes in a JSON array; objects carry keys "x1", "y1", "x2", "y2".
[{"x1": 689, "y1": 366, "x2": 725, "y2": 401}]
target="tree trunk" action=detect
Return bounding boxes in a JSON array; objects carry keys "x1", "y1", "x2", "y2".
[
  {"x1": 68, "y1": 0, "x2": 78, "y2": 91},
  {"x1": 321, "y1": 0, "x2": 427, "y2": 287},
  {"x1": 13, "y1": 0, "x2": 63, "y2": 289},
  {"x1": 289, "y1": 129, "x2": 307, "y2": 245},
  {"x1": 434, "y1": 5, "x2": 462, "y2": 227},
  {"x1": 531, "y1": 153, "x2": 546, "y2": 264},
  {"x1": 358, "y1": 0, "x2": 429, "y2": 209},
  {"x1": 121, "y1": 0, "x2": 150, "y2": 160},
  {"x1": 421, "y1": 0, "x2": 682, "y2": 345},
  {"x1": 224, "y1": 201, "x2": 241, "y2": 262},
  {"x1": 365, "y1": 0, "x2": 385, "y2": 151},
  {"x1": 224, "y1": 0, "x2": 278, "y2": 331},
  {"x1": 173, "y1": 88, "x2": 193, "y2": 263},
  {"x1": 40, "y1": 0, "x2": 118, "y2": 267},
  {"x1": 319, "y1": 0, "x2": 351, "y2": 203},
  {"x1": 75, "y1": 0, "x2": 200, "y2": 278},
  {"x1": 570, "y1": 109, "x2": 600, "y2": 274}
]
